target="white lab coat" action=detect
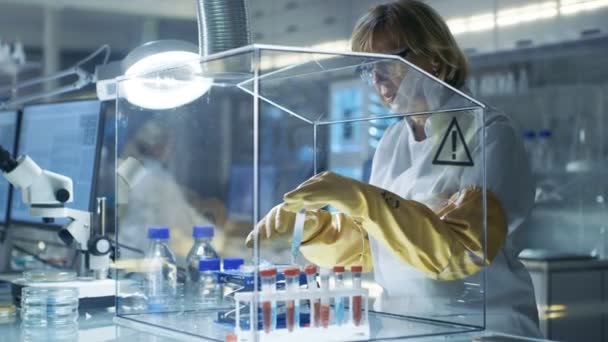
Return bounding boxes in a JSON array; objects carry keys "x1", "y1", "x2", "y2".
[
  {"x1": 368, "y1": 103, "x2": 543, "y2": 337},
  {"x1": 119, "y1": 160, "x2": 217, "y2": 264}
]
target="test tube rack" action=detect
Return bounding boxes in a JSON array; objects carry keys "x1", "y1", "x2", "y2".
[{"x1": 234, "y1": 287, "x2": 370, "y2": 342}]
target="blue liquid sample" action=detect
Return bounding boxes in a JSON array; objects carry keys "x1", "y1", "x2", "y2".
[{"x1": 334, "y1": 297, "x2": 345, "y2": 325}]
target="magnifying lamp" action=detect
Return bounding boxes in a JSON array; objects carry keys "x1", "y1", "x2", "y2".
[{"x1": 96, "y1": 40, "x2": 213, "y2": 110}]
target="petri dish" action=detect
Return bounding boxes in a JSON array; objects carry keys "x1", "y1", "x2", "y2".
[
  {"x1": 23, "y1": 269, "x2": 77, "y2": 283},
  {"x1": 21, "y1": 287, "x2": 79, "y2": 327}
]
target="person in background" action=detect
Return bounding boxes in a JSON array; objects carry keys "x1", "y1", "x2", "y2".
[
  {"x1": 248, "y1": 0, "x2": 541, "y2": 337},
  {"x1": 118, "y1": 118, "x2": 223, "y2": 263}
]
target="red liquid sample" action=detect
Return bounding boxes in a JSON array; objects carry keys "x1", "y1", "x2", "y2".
[
  {"x1": 262, "y1": 301, "x2": 272, "y2": 333},
  {"x1": 353, "y1": 295, "x2": 362, "y2": 326},
  {"x1": 313, "y1": 300, "x2": 321, "y2": 327},
  {"x1": 286, "y1": 301, "x2": 295, "y2": 332},
  {"x1": 320, "y1": 304, "x2": 330, "y2": 328}
]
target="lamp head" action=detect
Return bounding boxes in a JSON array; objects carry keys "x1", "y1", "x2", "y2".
[{"x1": 97, "y1": 40, "x2": 213, "y2": 110}]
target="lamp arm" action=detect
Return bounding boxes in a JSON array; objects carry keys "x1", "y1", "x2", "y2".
[
  {"x1": 0, "y1": 44, "x2": 111, "y2": 109},
  {"x1": 0, "y1": 67, "x2": 93, "y2": 109}
]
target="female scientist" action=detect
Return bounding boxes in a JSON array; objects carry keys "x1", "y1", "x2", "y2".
[{"x1": 248, "y1": 0, "x2": 541, "y2": 337}]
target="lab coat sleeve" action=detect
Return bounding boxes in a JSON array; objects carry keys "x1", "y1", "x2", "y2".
[{"x1": 470, "y1": 117, "x2": 535, "y2": 234}]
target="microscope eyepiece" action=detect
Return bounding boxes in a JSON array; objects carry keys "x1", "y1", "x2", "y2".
[{"x1": 0, "y1": 145, "x2": 18, "y2": 173}]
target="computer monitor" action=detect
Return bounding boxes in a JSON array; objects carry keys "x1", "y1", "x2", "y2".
[
  {"x1": 0, "y1": 110, "x2": 18, "y2": 225},
  {"x1": 10, "y1": 100, "x2": 103, "y2": 228}
]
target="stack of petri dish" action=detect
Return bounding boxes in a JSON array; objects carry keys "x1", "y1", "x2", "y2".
[
  {"x1": 20, "y1": 269, "x2": 79, "y2": 327},
  {"x1": 21, "y1": 287, "x2": 79, "y2": 327},
  {"x1": 23, "y1": 269, "x2": 77, "y2": 283}
]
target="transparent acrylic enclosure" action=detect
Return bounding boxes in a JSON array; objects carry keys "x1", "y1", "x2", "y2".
[{"x1": 113, "y1": 45, "x2": 487, "y2": 341}]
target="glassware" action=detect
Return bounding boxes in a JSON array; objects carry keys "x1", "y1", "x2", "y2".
[
  {"x1": 567, "y1": 115, "x2": 596, "y2": 172},
  {"x1": 290, "y1": 211, "x2": 306, "y2": 265},
  {"x1": 537, "y1": 130, "x2": 556, "y2": 172},
  {"x1": 21, "y1": 287, "x2": 79, "y2": 327},
  {"x1": 23, "y1": 270, "x2": 77, "y2": 283},
  {"x1": 522, "y1": 130, "x2": 537, "y2": 172},
  {"x1": 145, "y1": 226, "x2": 177, "y2": 310},
  {"x1": 186, "y1": 226, "x2": 219, "y2": 290},
  {"x1": 195, "y1": 258, "x2": 222, "y2": 309}
]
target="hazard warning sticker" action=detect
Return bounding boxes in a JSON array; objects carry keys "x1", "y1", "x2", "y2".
[{"x1": 432, "y1": 117, "x2": 474, "y2": 167}]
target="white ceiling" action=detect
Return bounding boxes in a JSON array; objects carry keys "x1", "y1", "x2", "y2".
[{"x1": 0, "y1": 0, "x2": 606, "y2": 62}]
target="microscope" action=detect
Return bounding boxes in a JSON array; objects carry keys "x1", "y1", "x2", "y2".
[{"x1": 0, "y1": 144, "x2": 115, "y2": 307}]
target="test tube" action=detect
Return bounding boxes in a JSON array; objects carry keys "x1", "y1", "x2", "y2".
[
  {"x1": 260, "y1": 268, "x2": 277, "y2": 333},
  {"x1": 284, "y1": 267, "x2": 300, "y2": 332},
  {"x1": 351, "y1": 265, "x2": 363, "y2": 326},
  {"x1": 319, "y1": 268, "x2": 331, "y2": 328},
  {"x1": 333, "y1": 266, "x2": 345, "y2": 325},
  {"x1": 290, "y1": 211, "x2": 306, "y2": 265},
  {"x1": 304, "y1": 264, "x2": 320, "y2": 328}
]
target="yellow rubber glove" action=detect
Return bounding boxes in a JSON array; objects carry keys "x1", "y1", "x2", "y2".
[
  {"x1": 246, "y1": 204, "x2": 373, "y2": 271},
  {"x1": 282, "y1": 171, "x2": 507, "y2": 281}
]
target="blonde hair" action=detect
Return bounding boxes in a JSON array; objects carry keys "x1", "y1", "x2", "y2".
[{"x1": 351, "y1": 0, "x2": 468, "y2": 88}]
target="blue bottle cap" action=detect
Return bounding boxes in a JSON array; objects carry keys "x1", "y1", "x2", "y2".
[
  {"x1": 538, "y1": 130, "x2": 552, "y2": 138},
  {"x1": 199, "y1": 258, "x2": 221, "y2": 272},
  {"x1": 193, "y1": 225, "x2": 214, "y2": 238},
  {"x1": 147, "y1": 226, "x2": 170, "y2": 240},
  {"x1": 523, "y1": 130, "x2": 536, "y2": 139},
  {"x1": 223, "y1": 257, "x2": 244, "y2": 270}
]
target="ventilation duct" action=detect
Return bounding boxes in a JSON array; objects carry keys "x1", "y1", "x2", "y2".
[{"x1": 196, "y1": 0, "x2": 252, "y2": 56}]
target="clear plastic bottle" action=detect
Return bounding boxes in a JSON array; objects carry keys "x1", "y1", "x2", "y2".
[
  {"x1": 145, "y1": 226, "x2": 177, "y2": 310},
  {"x1": 522, "y1": 130, "x2": 537, "y2": 171},
  {"x1": 537, "y1": 130, "x2": 555, "y2": 172},
  {"x1": 186, "y1": 226, "x2": 219, "y2": 288},
  {"x1": 567, "y1": 116, "x2": 595, "y2": 172},
  {"x1": 195, "y1": 258, "x2": 222, "y2": 309}
]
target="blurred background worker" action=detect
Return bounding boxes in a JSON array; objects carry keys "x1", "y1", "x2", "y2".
[
  {"x1": 118, "y1": 117, "x2": 223, "y2": 263},
  {"x1": 250, "y1": 0, "x2": 541, "y2": 337}
]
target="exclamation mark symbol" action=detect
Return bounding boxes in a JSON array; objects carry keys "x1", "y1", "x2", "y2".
[{"x1": 451, "y1": 130, "x2": 457, "y2": 160}]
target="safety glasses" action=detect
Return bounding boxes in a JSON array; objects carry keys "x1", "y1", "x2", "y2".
[{"x1": 355, "y1": 47, "x2": 410, "y2": 85}]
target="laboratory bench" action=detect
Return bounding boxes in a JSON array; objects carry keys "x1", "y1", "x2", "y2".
[
  {"x1": 0, "y1": 276, "x2": 551, "y2": 341},
  {"x1": 521, "y1": 256, "x2": 608, "y2": 341},
  {"x1": 0, "y1": 314, "x2": 551, "y2": 342}
]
